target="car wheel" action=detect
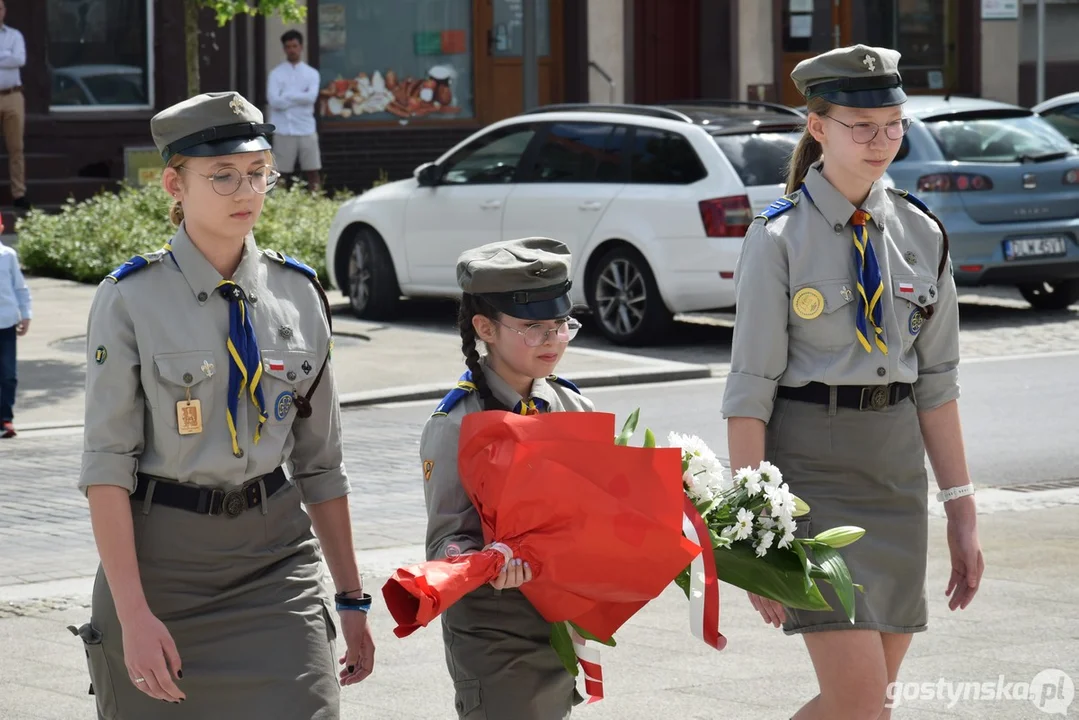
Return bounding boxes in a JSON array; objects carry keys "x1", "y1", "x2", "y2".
[
  {"x1": 1017, "y1": 279, "x2": 1079, "y2": 311},
  {"x1": 345, "y1": 227, "x2": 401, "y2": 319},
  {"x1": 587, "y1": 245, "x2": 672, "y2": 346}
]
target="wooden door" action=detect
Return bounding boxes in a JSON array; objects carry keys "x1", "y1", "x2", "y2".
[
  {"x1": 474, "y1": 0, "x2": 564, "y2": 124},
  {"x1": 633, "y1": 0, "x2": 700, "y2": 105},
  {"x1": 778, "y1": 0, "x2": 853, "y2": 106}
]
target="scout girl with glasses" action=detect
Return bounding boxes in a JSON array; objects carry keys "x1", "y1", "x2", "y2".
[
  {"x1": 73, "y1": 92, "x2": 374, "y2": 718},
  {"x1": 721, "y1": 46, "x2": 984, "y2": 719},
  {"x1": 421, "y1": 237, "x2": 593, "y2": 719}
]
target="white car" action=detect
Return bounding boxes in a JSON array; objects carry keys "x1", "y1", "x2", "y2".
[
  {"x1": 1033, "y1": 91, "x2": 1079, "y2": 147},
  {"x1": 326, "y1": 102, "x2": 828, "y2": 345}
]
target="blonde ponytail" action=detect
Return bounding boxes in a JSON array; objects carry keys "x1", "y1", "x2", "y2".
[{"x1": 785, "y1": 97, "x2": 832, "y2": 195}]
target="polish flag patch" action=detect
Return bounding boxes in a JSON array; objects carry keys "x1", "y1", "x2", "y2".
[
  {"x1": 265, "y1": 360, "x2": 285, "y2": 372},
  {"x1": 898, "y1": 282, "x2": 915, "y2": 294}
]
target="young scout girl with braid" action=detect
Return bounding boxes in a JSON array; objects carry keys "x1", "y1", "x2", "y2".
[{"x1": 421, "y1": 237, "x2": 593, "y2": 719}]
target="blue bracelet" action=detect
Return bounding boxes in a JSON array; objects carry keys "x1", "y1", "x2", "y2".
[{"x1": 335, "y1": 591, "x2": 372, "y2": 613}]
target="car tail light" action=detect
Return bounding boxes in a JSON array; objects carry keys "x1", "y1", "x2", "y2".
[
  {"x1": 1064, "y1": 169, "x2": 1079, "y2": 185},
  {"x1": 699, "y1": 195, "x2": 753, "y2": 237},
  {"x1": 916, "y1": 173, "x2": 994, "y2": 192}
]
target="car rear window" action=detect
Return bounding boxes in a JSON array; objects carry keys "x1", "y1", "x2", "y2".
[
  {"x1": 711, "y1": 132, "x2": 801, "y2": 187},
  {"x1": 924, "y1": 113, "x2": 1075, "y2": 162}
]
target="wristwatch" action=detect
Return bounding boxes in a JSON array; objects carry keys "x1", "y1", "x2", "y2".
[{"x1": 936, "y1": 484, "x2": 975, "y2": 503}]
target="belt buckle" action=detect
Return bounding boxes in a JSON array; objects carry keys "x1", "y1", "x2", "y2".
[
  {"x1": 859, "y1": 386, "x2": 889, "y2": 410},
  {"x1": 223, "y1": 490, "x2": 245, "y2": 518}
]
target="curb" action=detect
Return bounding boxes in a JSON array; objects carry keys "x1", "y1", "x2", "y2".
[
  {"x1": 14, "y1": 364, "x2": 716, "y2": 434},
  {"x1": 338, "y1": 363, "x2": 715, "y2": 408}
]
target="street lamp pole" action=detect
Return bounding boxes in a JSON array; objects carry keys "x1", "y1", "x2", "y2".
[
  {"x1": 1036, "y1": 0, "x2": 1046, "y2": 104},
  {"x1": 523, "y1": 0, "x2": 538, "y2": 111}
]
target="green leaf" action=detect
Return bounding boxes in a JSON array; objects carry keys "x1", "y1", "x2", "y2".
[
  {"x1": 549, "y1": 623, "x2": 580, "y2": 678},
  {"x1": 812, "y1": 526, "x2": 866, "y2": 549},
  {"x1": 813, "y1": 545, "x2": 857, "y2": 623},
  {"x1": 791, "y1": 540, "x2": 814, "y2": 594},
  {"x1": 615, "y1": 408, "x2": 640, "y2": 446},
  {"x1": 569, "y1": 623, "x2": 616, "y2": 648},
  {"x1": 643, "y1": 428, "x2": 656, "y2": 448},
  {"x1": 711, "y1": 543, "x2": 831, "y2": 612}
]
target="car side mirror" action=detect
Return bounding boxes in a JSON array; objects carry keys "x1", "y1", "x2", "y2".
[{"x1": 415, "y1": 162, "x2": 441, "y2": 187}]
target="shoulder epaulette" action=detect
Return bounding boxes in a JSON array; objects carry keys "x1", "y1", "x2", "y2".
[
  {"x1": 888, "y1": 187, "x2": 950, "y2": 280},
  {"x1": 264, "y1": 249, "x2": 317, "y2": 281},
  {"x1": 754, "y1": 192, "x2": 799, "y2": 223},
  {"x1": 547, "y1": 374, "x2": 581, "y2": 394},
  {"x1": 432, "y1": 371, "x2": 477, "y2": 417},
  {"x1": 105, "y1": 248, "x2": 170, "y2": 283}
]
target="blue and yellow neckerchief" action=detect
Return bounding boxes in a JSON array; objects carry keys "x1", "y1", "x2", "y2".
[{"x1": 216, "y1": 279, "x2": 268, "y2": 455}]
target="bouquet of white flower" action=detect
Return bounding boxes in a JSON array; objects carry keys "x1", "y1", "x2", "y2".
[{"x1": 616, "y1": 409, "x2": 866, "y2": 624}]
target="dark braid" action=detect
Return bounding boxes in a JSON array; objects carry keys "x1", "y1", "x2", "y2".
[{"x1": 458, "y1": 293, "x2": 506, "y2": 411}]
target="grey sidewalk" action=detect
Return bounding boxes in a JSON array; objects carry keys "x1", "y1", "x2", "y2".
[
  {"x1": 1, "y1": 505, "x2": 1076, "y2": 719},
  {"x1": 12, "y1": 276, "x2": 710, "y2": 430}
]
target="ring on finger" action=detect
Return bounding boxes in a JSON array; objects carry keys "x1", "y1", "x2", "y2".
[{"x1": 134, "y1": 678, "x2": 147, "y2": 684}]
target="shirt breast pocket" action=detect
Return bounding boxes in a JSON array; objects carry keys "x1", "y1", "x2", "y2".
[
  {"x1": 153, "y1": 351, "x2": 217, "y2": 428},
  {"x1": 788, "y1": 279, "x2": 857, "y2": 350},
  {"x1": 259, "y1": 349, "x2": 320, "y2": 431},
  {"x1": 891, "y1": 274, "x2": 939, "y2": 351}
]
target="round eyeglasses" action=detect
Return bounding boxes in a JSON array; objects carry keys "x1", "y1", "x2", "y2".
[
  {"x1": 497, "y1": 317, "x2": 581, "y2": 347},
  {"x1": 823, "y1": 115, "x2": 912, "y2": 144},
  {"x1": 178, "y1": 164, "x2": 280, "y2": 196}
]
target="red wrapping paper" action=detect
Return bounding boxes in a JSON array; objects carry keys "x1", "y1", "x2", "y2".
[{"x1": 383, "y1": 411, "x2": 701, "y2": 640}]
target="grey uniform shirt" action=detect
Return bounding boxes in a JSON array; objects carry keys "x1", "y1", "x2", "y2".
[
  {"x1": 721, "y1": 163, "x2": 961, "y2": 423},
  {"x1": 79, "y1": 224, "x2": 348, "y2": 504},
  {"x1": 421, "y1": 361, "x2": 595, "y2": 562}
]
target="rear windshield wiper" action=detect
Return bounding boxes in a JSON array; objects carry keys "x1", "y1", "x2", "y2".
[{"x1": 1018, "y1": 150, "x2": 1072, "y2": 163}]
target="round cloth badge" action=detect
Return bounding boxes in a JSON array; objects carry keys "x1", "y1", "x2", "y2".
[
  {"x1": 94, "y1": 346, "x2": 107, "y2": 365},
  {"x1": 792, "y1": 288, "x2": 825, "y2": 320},
  {"x1": 909, "y1": 307, "x2": 926, "y2": 336},
  {"x1": 275, "y1": 391, "x2": 295, "y2": 421}
]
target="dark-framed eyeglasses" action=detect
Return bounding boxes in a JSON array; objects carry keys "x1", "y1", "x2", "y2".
[
  {"x1": 496, "y1": 317, "x2": 581, "y2": 347},
  {"x1": 178, "y1": 164, "x2": 281, "y2": 196},
  {"x1": 823, "y1": 115, "x2": 912, "y2": 144}
]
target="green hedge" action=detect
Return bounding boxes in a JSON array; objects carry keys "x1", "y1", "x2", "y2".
[{"x1": 15, "y1": 182, "x2": 348, "y2": 286}]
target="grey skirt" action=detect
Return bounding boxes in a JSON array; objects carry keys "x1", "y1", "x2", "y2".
[
  {"x1": 442, "y1": 584, "x2": 582, "y2": 719},
  {"x1": 765, "y1": 395, "x2": 929, "y2": 635},
  {"x1": 75, "y1": 481, "x2": 340, "y2": 720}
]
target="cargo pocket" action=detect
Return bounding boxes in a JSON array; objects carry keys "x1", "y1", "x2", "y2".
[
  {"x1": 892, "y1": 273, "x2": 939, "y2": 353},
  {"x1": 259, "y1": 349, "x2": 320, "y2": 432},
  {"x1": 69, "y1": 621, "x2": 120, "y2": 720},
  {"x1": 453, "y1": 678, "x2": 486, "y2": 720},
  {"x1": 789, "y1": 279, "x2": 858, "y2": 350},
  {"x1": 153, "y1": 350, "x2": 217, "y2": 425}
]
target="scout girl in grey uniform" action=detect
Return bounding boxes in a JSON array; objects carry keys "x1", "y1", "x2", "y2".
[
  {"x1": 72, "y1": 92, "x2": 375, "y2": 719},
  {"x1": 422, "y1": 237, "x2": 593, "y2": 720},
  {"x1": 721, "y1": 46, "x2": 985, "y2": 719}
]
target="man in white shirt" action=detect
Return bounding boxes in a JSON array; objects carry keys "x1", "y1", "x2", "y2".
[
  {"x1": 267, "y1": 30, "x2": 322, "y2": 193},
  {"x1": 0, "y1": 1, "x2": 27, "y2": 209}
]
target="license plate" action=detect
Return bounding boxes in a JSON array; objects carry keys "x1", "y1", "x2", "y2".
[{"x1": 1003, "y1": 236, "x2": 1069, "y2": 260}]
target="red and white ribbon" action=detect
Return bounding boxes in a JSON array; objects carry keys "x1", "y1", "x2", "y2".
[
  {"x1": 682, "y1": 495, "x2": 726, "y2": 651},
  {"x1": 568, "y1": 624, "x2": 604, "y2": 703}
]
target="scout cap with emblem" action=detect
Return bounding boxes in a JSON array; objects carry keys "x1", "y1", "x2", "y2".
[
  {"x1": 791, "y1": 44, "x2": 906, "y2": 108},
  {"x1": 152, "y1": 91, "x2": 274, "y2": 162},
  {"x1": 456, "y1": 237, "x2": 572, "y2": 320}
]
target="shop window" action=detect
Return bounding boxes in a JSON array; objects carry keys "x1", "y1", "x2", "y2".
[
  {"x1": 525, "y1": 123, "x2": 627, "y2": 183},
  {"x1": 47, "y1": 0, "x2": 153, "y2": 110},
  {"x1": 317, "y1": 0, "x2": 474, "y2": 122},
  {"x1": 629, "y1": 128, "x2": 706, "y2": 185},
  {"x1": 861, "y1": 0, "x2": 955, "y2": 92},
  {"x1": 491, "y1": 0, "x2": 551, "y2": 57}
]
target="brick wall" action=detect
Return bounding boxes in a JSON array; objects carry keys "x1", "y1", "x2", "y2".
[{"x1": 319, "y1": 126, "x2": 477, "y2": 193}]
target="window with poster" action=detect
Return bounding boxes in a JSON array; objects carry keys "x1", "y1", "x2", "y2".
[
  {"x1": 47, "y1": 0, "x2": 154, "y2": 110},
  {"x1": 316, "y1": 0, "x2": 474, "y2": 122},
  {"x1": 860, "y1": 0, "x2": 959, "y2": 93}
]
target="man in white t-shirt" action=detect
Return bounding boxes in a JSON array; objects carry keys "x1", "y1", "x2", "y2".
[{"x1": 267, "y1": 30, "x2": 322, "y2": 192}]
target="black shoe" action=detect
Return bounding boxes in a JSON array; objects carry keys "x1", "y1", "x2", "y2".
[{"x1": 12, "y1": 196, "x2": 30, "y2": 210}]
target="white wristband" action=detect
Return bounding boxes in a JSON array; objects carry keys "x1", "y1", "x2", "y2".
[{"x1": 936, "y1": 484, "x2": 975, "y2": 503}]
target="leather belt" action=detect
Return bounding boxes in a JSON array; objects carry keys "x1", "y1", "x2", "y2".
[
  {"x1": 777, "y1": 381, "x2": 913, "y2": 411},
  {"x1": 131, "y1": 467, "x2": 289, "y2": 517},
  {"x1": 0, "y1": 86, "x2": 22, "y2": 95}
]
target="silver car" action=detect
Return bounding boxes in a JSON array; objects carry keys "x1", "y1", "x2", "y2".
[{"x1": 884, "y1": 96, "x2": 1079, "y2": 310}]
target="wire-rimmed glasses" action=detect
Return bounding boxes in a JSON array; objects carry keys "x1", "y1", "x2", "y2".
[
  {"x1": 178, "y1": 164, "x2": 281, "y2": 196},
  {"x1": 497, "y1": 317, "x2": 582, "y2": 347},
  {"x1": 823, "y1": 115, "x2": 912, "y2": 144}
]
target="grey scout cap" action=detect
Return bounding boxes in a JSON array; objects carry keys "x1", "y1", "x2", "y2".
[
  {"x1": 457, "y1": 237, "x2": 573, "y2": 320},
  {"x1": 152, "y1": 91, "x2": 275, "y2": 162},
  {"x1": 791, "y1": 44, "x2": 906, "y2": 108}
]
